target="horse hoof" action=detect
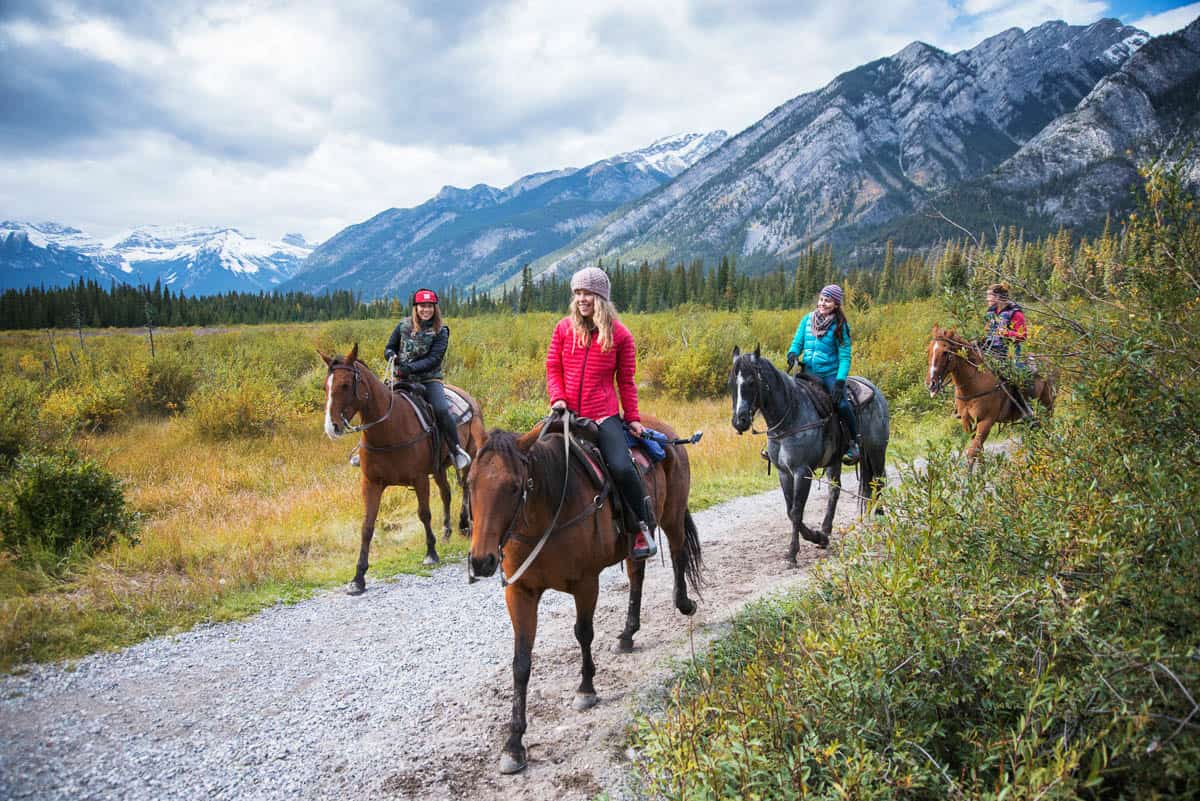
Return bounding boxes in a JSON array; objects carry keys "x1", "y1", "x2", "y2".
[
  {"x1": 499, "y1": 752, "x2": 527, "y2": 775},
  {"x1": 573, "y1": 692, "x2": 599, "y2": 711},
  {"x1": 422, "y1": 555, "x2": 439, "y2": 566},
  {"x1": 345, "y1": 581, "x2": 365, "y2": 596},
  {"x1": 612, "y1": 638, "x2": 635, "y2": 654}
]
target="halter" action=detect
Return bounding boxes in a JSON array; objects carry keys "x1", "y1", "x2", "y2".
[{"x1": 328, "y1": 362, "x2": 395, "y2": 433}]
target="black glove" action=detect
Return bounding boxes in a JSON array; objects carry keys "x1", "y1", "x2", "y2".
[
  {"x1": 786, "y1": 353, "x2": 797, "y2": 371},
  {"x1": 832, "y1": 380, "x2": 846, "y2": 403}
]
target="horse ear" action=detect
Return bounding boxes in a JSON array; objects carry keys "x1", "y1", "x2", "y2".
[
  {"x1": 732, "y1": 345, "x2": 741, "y2": 360},
  {"x1": 318, "y1": 350, "x2": 333, "y2": 367},
  {"x1": 516, "y1": 428, "x2": 540, "y2": 452},
  {"x1": 348, "y1": 342, "x2": 359, "y2": 363},
  {"x1": 753, "y1": 343, "x2": 761, "y2": 360}
]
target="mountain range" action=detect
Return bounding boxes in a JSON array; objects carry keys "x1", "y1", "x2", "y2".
[
  {"x1": 4, "y1": 15, "x2": 1198, "y2": 301},
  {"x1": 283, "y1": 131, "x2": 728, "y2": 298},
  {"x1": 0, "y1": 222, "x2": 314, "y2": 295}
]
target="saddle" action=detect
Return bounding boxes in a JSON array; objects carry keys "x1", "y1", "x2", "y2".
[
  {"x1": 390, "y1": 380, "x2": 475, "y2": 431},
  {"x1": 539, "y1": 415, "x2": 656, "y2": 537}
]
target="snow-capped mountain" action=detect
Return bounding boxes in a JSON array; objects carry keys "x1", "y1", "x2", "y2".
[
  {"x1": 532, "y1": 19, "x2": 1150, "y2": 275},
  {"x1": 0, "y1": 222, "x2": 314, "y2": 295},
  {"x1": 107, "y1": 225, "x2": 312, "y2": 295},
  {"x1": 283, "y1": 131, "x2": 728, "y2": 299}
]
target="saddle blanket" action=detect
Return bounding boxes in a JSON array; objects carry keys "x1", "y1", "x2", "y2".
[
  {"x1": 392, "y1": 383, "x2": 474, "y2": 433},
  {"x1": 846, "y1": 377, "x2": 874, "y2": 407}
]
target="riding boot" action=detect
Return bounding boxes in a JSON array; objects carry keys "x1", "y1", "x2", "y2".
[
  {"x1": 631, "y1": 496, "x2": 658, "y2": 560},
  {"x1": 436, "y1": 411, "x2": 471, "y2": 469},
  {"x1": 840, "y1": 403, "x2": 861, "y2": 466}
]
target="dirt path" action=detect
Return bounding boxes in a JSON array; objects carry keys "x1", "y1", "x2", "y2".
[{"x1": 0, "y1": 468, "x2": 874, "y2": 801}]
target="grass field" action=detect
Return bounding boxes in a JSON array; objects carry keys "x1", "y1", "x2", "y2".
[{"x1": 0, "y1": 301, "x2": 962, "y2": 670}]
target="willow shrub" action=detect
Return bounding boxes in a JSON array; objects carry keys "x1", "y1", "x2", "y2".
[
  {"x1": 0, "y1": 450, "x2": 139, "y2": 576},
  {"x1": 633, "y1": 168, "x2": 1200, "y2": 799}
]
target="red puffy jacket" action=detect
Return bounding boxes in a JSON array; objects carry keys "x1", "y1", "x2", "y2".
[{"x1": 546, "y1": 317, "x2": 640, "y2": 423}]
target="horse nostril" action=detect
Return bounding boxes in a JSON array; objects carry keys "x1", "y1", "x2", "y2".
[{"x1": 471, "y1": 554, "x2": 498, "y2": 577}]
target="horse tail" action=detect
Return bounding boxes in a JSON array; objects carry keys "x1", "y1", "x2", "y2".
[{"x1": 682, "y1": 511, "x2": 704, "y2": 596}]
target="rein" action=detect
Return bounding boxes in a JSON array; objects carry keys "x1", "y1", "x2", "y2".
[{"x1": 500, "y1": 410, "x2": 575, "y2": 587}]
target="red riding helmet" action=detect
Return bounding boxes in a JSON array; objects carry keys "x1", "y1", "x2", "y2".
[{"x1": 412, "y1": 288, "x2": 439, "y2": 305}]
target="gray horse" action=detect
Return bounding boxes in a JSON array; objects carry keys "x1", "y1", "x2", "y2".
[{"x1": 730, "y1": 345, "x2": 889, "y2": 562}]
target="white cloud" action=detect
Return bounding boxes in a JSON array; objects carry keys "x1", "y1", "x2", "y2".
[
  {"x1": 0, "y1": 0, "x2": 1166, "y2": 243},
  {"x1": 1131, "y1": 2, "x2": 1200, "y2": 35}
]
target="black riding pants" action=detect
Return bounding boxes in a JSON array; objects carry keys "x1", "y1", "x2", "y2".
[
  {"x1": 818, "y1": 375, "x2": 859, "y2": 440},
  {"x1": 596, "y1": 416, "x2": 646, "y2": 525},
  {"x1": 423, "y1": 380, "x2": 462, "y2": 449}
]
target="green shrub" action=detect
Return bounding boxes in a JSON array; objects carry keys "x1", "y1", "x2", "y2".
[
  {"x1": 0, "y1": 451, "x2": 138, "y2": 575},
  {"x1": 0, "y1": 375, "x2": 40, "y2": 464}
]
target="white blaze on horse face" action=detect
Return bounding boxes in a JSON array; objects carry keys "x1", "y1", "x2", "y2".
[
  {"x1": 928, "y1": 342, "x2": 945, "y2": 394},
  {"x1": 323, "y1": 373, "x2": 340, "y2": 439},
  {"x1": 736, "y1": 370, "x2": 746, "y2": 415}
]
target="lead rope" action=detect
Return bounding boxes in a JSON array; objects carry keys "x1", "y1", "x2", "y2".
[{"x1": 502, "y1": 410, "x2": 572, "y2": 587}]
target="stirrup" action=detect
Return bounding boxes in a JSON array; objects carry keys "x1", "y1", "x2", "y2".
[
  {"x1": 453, "y1": 446, "x2": 472, "y2": 470},
  {"x1": 842, "y1": 441, "x2": 861, "y2": 466},
  {"x1": 631, "y1": 523, "x2": 657, "y2": 560},
  {"x1": 349, "y1": 445, "x2": 361, "y2": 467}
]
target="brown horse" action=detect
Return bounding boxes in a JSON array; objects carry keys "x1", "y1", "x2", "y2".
[
  {"x1": 467, "y1": 413, "x2": 703, "y2": 775},
  {"x1": 321, "y1": 344, "x2": 485, "y2": 594},
  {"x1": 926, "y1": 325, "x2": 1055, "y2": 461}
]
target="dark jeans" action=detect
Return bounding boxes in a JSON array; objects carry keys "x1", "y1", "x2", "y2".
[
  {"x1": 423, "y1": 380, "x2": 462, "y2": 450},
  {"x1": 596, "y1": 416, "x2": 646, "y2": 525},
  {"x1": 818, "y1": 375, "x2": 859, "y2": 440}
]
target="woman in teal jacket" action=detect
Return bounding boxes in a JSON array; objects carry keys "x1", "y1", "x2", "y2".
[{"x1": 786, "y1": 284, "x2": 860, "y2": 464}]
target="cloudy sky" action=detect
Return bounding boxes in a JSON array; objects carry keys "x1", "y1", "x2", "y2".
[{"x1": 2, "y1": 0, "x2": 1197, "y2": 244}]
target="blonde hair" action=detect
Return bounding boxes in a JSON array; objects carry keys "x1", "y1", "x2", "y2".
[
  {"x1": 569, "y1": 295, "x2": 618, "y2": 351},
  {"x1": 410, "y1": 304, "x2": 444, "y2": 332}
]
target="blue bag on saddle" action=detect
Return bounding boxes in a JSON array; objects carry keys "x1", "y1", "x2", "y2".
[{"x1": 624, "y1": 426, "x2": 668, "y2": 463}]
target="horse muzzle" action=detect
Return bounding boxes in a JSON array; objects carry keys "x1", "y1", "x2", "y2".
[
  {"x1": 926, "y1": 378, "x2": 942, "y2": 396},
  {"x1": 731, "y1": 413, "x2": 751, "y2": 434},
  {"x1": 470, "y1": 553, "x2": 498, "y2": 578}
]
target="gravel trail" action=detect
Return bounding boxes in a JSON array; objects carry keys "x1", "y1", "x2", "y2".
[{"x1": 1, "y1": 467, "x2": 884, "y2": 801}]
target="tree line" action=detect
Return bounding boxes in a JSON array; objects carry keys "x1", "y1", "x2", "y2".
[{"x1": 0, "y1": 216, "x2": 1143, "y2": 329}]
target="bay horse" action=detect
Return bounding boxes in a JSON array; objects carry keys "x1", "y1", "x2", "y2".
[
  {"x1": 467, "y1": 412, "x2": 703, "y2": 775},
  {"x1": 730, "y1": 345, "x2": 889, "y2": 561},
  {"x1": 321, "y1": 344, "x2": 485, "y2": 594},
  {"x1": 926, "y1": 325, "x2": 1055, "y2": 461}
]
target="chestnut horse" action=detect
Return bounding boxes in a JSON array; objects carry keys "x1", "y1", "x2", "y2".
[
  {"x1": 926, "y1": 325, "x2": 1055, "y2": 461},
  {"x1": 321, "y1": 344, "x2": 485, "y2": 594},
  {"x1": 467, "y1": 413, "x2": 703, "y2": 775}
]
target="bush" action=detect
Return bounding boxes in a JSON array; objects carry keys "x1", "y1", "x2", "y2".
[
  {"x1": 131, "y1": 353, "x2": 198, "y2": 415},
  {"x1": 188, "y1": 377, "x2": 294, "y2": 439},
  {"x1": 0, "y1": 451, "x2": 138, "y2": 575},
  {"x1": 0, "y1": 375, "x2": 40, "y2": 464},
  {"x1": 38, "y1": 372, "x2": 132, "y2": 434}
]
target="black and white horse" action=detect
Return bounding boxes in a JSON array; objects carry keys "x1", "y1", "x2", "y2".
[{"x1": 730, "y1": 345, "x2": 889, "y2": 562}]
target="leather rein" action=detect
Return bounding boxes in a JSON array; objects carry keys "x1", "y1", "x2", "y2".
[
  {"x1": 744, "y1": 359, "x2": 828, "y2": 439},
  {"x1": 329, "y1": 362, "x2": 433, "y2": 450}
]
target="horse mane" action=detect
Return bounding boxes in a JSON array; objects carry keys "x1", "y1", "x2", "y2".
[
  {"x1": 931, "y1": 326, "x2": 984, "y2": 366},
  {"x1": 478, "y1": 429, "x2": 581, "y2": 503}
]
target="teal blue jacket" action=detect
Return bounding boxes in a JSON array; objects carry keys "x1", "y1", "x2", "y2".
[{"x1": 787, "y1": 312, "x2": 852, "y2": 380}]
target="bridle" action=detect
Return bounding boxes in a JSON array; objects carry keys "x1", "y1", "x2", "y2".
[
  {"x1": 735, "y1": 357, "x2": 825, "y2": 439},
  {"x1": 473, "y1": 411, "x2": 599, "y2": 587},
  {"x1": 929, "y1": 337, "x2": 1002, "y2": 400},
  {"x1": 328, "y1": 362, "x2": 394, "y2": 433}
]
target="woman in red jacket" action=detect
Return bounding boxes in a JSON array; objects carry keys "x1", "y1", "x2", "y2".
[{"x1": 546, "y1": 266, "x2": 656, "y2": 560}]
